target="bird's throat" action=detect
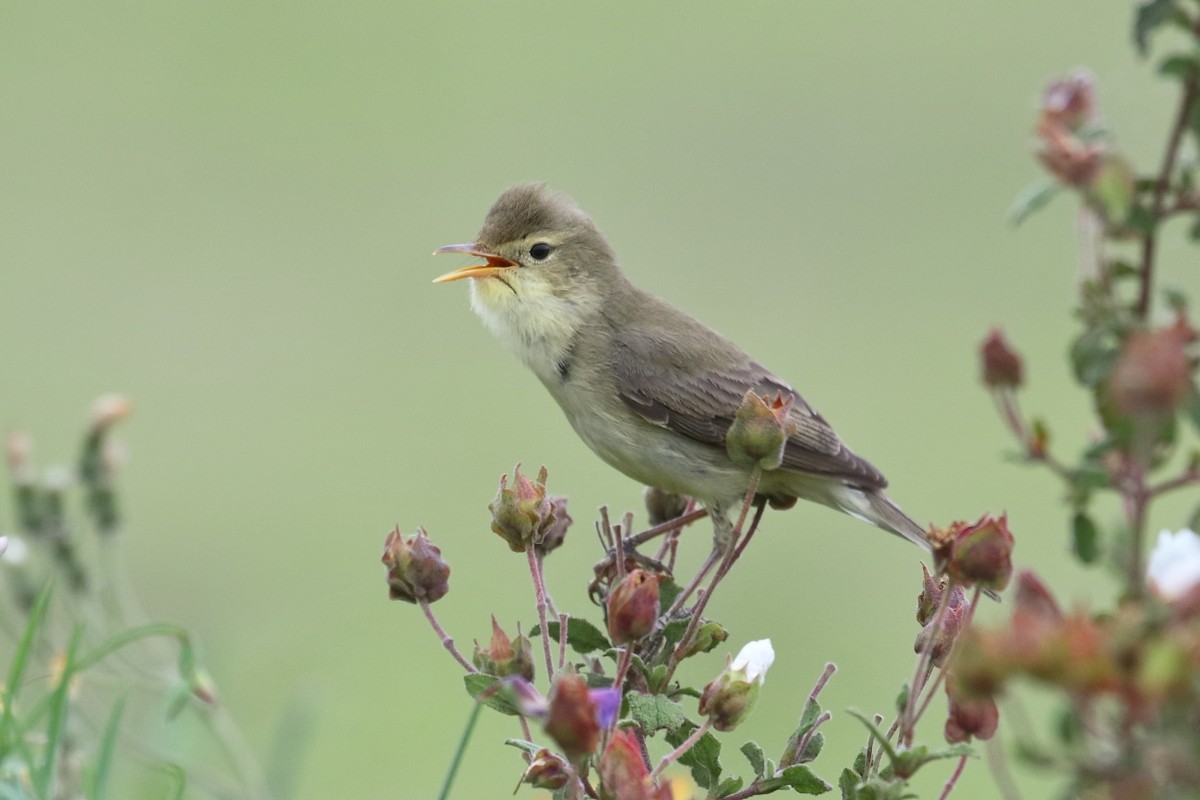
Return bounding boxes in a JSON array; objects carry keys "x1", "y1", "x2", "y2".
[{"x1": 468, "y1": 276, "x2": 592, "y2": 385}]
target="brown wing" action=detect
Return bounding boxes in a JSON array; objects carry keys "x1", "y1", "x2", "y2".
[{"x1": 611, "y1": 325, "x2": 887, "y2": 489}]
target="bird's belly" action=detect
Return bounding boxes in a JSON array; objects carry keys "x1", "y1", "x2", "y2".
[{"x1": 559, "y1": 397, "x2": 751, "y2": 505}]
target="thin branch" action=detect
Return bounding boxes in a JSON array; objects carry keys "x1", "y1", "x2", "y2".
[
  {"x1": 1136, "y1": 73, "x2": 1199, "y2": 319},
  {"x1": 420, "y1": 599, "x2": 476, "y2": 673},
  {"x1": 526, "y1": 546, "x2": 557, "y2": 678}
]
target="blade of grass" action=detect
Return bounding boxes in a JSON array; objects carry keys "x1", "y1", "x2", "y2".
[
  {"x1": 90, "y1": 694, "x2": 128, "y2": 800},
  {"x1": 1, "y1": 581, "x2": 52, "y2": 744},
  {"x1": 33, "y1": 623, "x2": 83, "y2": 798}
]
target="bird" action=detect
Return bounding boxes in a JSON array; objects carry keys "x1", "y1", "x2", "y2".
[{"x1": 433, "y1": 182, "x2": 929, "y2": 554}]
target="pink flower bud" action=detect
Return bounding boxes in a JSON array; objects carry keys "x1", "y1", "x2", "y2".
[
  {"x1": 599, "y1": 728, "x2": 672, "y2": 800},
  {"x1": 943, "y1": 675, "x2": 999, "y2": 743},
  {"x1": 980, "y1": 329, "x2": 1023, "y2": 389},
  {"x1": 543, "y1": 673, "x2": 600, "y2": 763},
  {"x1": 489, "y1": 464, "x2": 558, "y2": 552},
  {"x1": 606, "y1": 569, "x2": 661, "y2": 646},
  {"x1": 939, "y1": 514, "x2": 1015, "y2": 593},
  {"x1": 1107, "y1": 328, "x2": 1191, "y2": 419},
  {"x1": 520, "y1": 749, "x2": 571, "y2": 791},
  {"x1": 914, "y1": 582, "x2": 971, "y2": 668},
  {"x1": 1041, "y1": 69, "x2": 1096, "y2": 132},
  {"x1": 380, "y1": 526, "x2": 450, "y2": 603},
  {"x1": 537, "y1": 495, "x2": 572, "y2": 556},
  {"x1": 472, "y1": 617, "x2": 535, "y2": 681}
]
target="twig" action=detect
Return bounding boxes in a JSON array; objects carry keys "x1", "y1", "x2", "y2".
[
  {"x1": 652, "y1": 719, "x2": 712, "y2": 779},
  {"x1": 1136, "y1": 73, "x2": 1198, "y2": 319},
  {"x1": 937, "y1": 754, "x2": 970, "y2": 800},
  {"x1": 526, "y1": 546, "x2": 557, "y2": 678},
  {"x1": 419, "y1": 599, "x2": 476, "y2": 673}
]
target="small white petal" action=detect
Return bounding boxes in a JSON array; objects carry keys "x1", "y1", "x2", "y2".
[
  {"x1": 731, "y1": 639, "x2": 775, "y2": 684},
  {"x1": 1, "y1": 535, "x2": 28, "y2": 565},
  {"x1": 1147, "y1": 529, "x2": 1200, "y2": 600}
]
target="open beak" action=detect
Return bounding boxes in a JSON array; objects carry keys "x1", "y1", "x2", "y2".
[{"x1": 432, "y1": 244, "x2": 518, "y2": 283}]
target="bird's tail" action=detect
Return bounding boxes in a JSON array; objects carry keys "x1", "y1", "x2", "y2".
[{"x1": 860, "y1": 490, "x2": 931, "y2": 551}]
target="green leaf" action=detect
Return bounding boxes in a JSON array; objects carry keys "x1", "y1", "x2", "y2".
[
  {"x1": 1071, "y1": 511, "x2": 1101, "y2": 564},
  {"x1": 845, "y1": 710, "x2": 900, "y2": 772},
  {"x1": 1159, "y1": 51, "x2": 1200, "y2": 77},
  {"x1": 781, "y1": 764, "x2": 834, "y2": 795},
  {"x1": 891, "y1": 743, "x2": 975, "y2": 779},
  {"x1": 667, "y1": 723, "x2": 723, "y2": 789},
  {"x1": 1, "y1": 581, "x2": 52, "y2": 741},
  {"x1": 627, "y1": 693, "x2": 687, "y2": 735},
  {"x1": 1069, "y1": 326, "x2": 1119, "y2": 387},
  {"x1": 1134, "y1": 0, "x2": 1180, "y2": 56},
  {"x1": 463, "y1": 674, "x2": 525, "y2": 716},
  {"x1": 1008, "y1": 179, "x2": 1060, "y2": 226},
  {"x1": 715, "y1": 776, "x2": 745, "y2": 798},
  {"x1": 660, "y1": 619, "x2": 691, "y2": 648},
  {"x1": 504, "y1": 738, "x2": 544, "y2": 755},
  {"x1": 658, "y1": 577, "x2": 682, "y2": 611},
  {"x1": 839, "y1": 768, "x2": 862, "y2": 800},
  {"x1": 532, "y1": 616, "x2": 612, "y2": 655},
  {"x1": 741, "y1": 741, "x2": 767, "y2": 779},
  {"x1": 34, "y1": 625, "x2": 83, "y2": 799},
  {"x1": 1187, "y1": 383, "x2": 1200, "y2": 434},
  {"x1": 90, "y1": 695, "x2": 127, "y2": 800}
]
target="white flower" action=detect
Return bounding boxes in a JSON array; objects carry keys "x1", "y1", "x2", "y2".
[
  {"x1": 730, "y1": 639, "x2": 775, "y2": 684},
  {"x1": 1147, "y1": 528, "x2": 1200, "y2": 600}
]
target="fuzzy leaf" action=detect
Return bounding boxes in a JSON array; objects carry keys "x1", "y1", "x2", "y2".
[
  {"x1": 1008, "y1": 179, "x2": 1060, "y2": 226},
  {"x1": 531, "y1": 617, "x2": 611, "y2": 655},
  {"x1": 1135, "y1": 0, "x2": 1180, "y2": 56},
  {"x1": 1071, "y1": 511, "x2": 1101, "y2": 564},
  {"x1": 716, "y1": 776, "x2": 745, "y2": 798},
  {"x1": 667, "y1": 723, "x2": 723, "y2": 789},
  {"x1": 755, "y1": 764, "x2": 832, "y2": 795},
  {"x1": 741, "y1": 741, "x2": 767, "y2": 779},
  {"x1": 463, "y1": 674, "x2": 523, "y2": 716},
  {"x1": 627, "y1": 693, "x2": 687, "y2": 735}
]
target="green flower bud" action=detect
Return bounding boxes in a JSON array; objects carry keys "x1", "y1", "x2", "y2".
[
  {"x1": 699, "y1": 639, "x2": 774, "y2": 732},
  {"x1": 472, "y1": 616, "x2": 535, "y2": 681},
  {"x1": 725, "y1": 391, "x2": 795, "y2": 470},
  {"x1": 489, "y1": 464, "x2": 557, "y2": 552}
]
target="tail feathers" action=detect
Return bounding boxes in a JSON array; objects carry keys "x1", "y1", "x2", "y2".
[{"x1": 860, "y1": 491, "x2": 931, "y2": 551}]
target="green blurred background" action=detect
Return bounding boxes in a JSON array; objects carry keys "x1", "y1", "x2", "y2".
[{"x1": 1, "y1": 2, "x2": 1193, "y2": 798}]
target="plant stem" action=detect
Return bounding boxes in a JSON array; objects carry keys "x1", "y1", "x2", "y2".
[
  {"x1": 420, "y1": 599, "x2": 476, "y2": 673},
  {"x1": 436, "y1": 701, "x2": 482, "y2": 800},
  {"x1": 1136, "y1": 72, "x2": 1198, "y2": 319},
  {"x1": 652, "y1": 719, "x2": 712, "y2": 779},
  {"x1": 937, "y1": 754, "x2": 969, "y2": 800},
  {"x1": 526, "y1": 546, "x2": 556, "y2": 678}
]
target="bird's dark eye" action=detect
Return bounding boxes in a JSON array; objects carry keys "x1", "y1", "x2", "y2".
[{"x1": 529, "y1": 242, "x2": 553, "y2": 261}]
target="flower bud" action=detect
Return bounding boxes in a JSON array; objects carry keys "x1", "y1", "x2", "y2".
[
  {"x1": 725, "y1": 391, "x2": 796, "y2": 470},
  {"x1": 381, "y1": 526, "x2": 450, "y2": 603},
  {"x1": 489, "y1": 464, "x2": 557, "y2": 552},
  {"x1": 543, "y1": 673, "x2": 600, "y2": 762},
  {"x1": 678, "y1": 620, "x2": 729, "y2": 660},
  {"x1": 938, "y1": 514, "x2": 1015, "y2": 593},
  {"x1": 472, "y1": 617, "x2": 535, "y2": 681},
  {"x1": 90, "y1": 394, "x2": 133, "y2": 433},
  {"x1": 1106, "y1": 328, "x2": 1191, "y2": 420},
  {"x1": 599, "y1": 728, "x2": 672, "y2": 800},
  {"x1": 606, "y1": 569, "x2": 661, "y2": 646},
  {"x1": 1040, "y1": 69, "x2": 1096, "y2": 132},
  {"x1": 537, "y1": 495, "x2": 572, "y2": 556},
  {"x1": 943, "y1": 675, "x2": 999, "y2": 744},
  {"x1": 914, "y1": 577, "x2": 971, "y2": 667},
  {"x1": 916, "y1": 562, "x2": 943, "y2": 626},
  {"x1": 643, "y1": 486, "x2": 690, "y2": 526},
  {"x1": 699, "y1": 639, "x2": 774, "y2": 732},
  {"x1": 520, "y1": 748, "x2": 571, "y2": 792},
  {"x1": 980, "y1": 329, "x2": 1023, "y2": 390},
  {"x1": 1035, "y1": 120, "x2": 1103, "y2": 187}
]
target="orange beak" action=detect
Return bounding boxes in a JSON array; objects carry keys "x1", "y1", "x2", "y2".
[{"x1": 432, "y1": 244, "x2": 518, "y2": 283}]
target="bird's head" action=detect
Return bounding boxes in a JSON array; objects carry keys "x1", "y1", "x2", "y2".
[{"x1": 433, "y1": 183, "x2": 622, "y2": 315}]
